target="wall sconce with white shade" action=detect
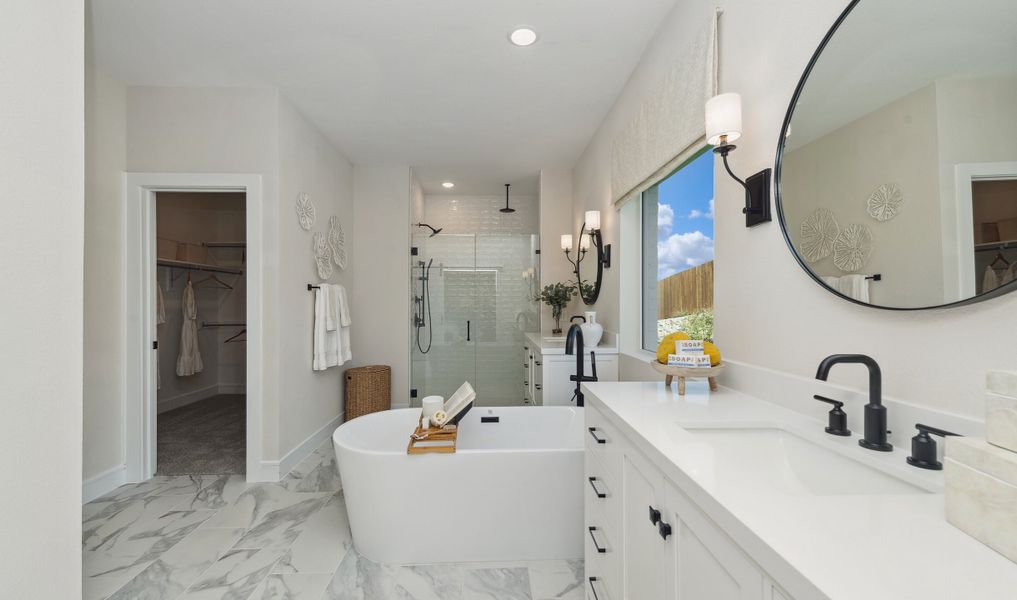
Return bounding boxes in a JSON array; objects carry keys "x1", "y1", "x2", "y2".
[
  {"x1": 706, "y1": 93, "x2": 772, "y2": 227},
  {"x1": 562, "y1": 210, "x2": 610, "y2": 305}
]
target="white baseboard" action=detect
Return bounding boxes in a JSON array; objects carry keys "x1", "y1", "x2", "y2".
[
  {"x1": 260, "y1": 412, "x2": 344, "y2": 482},
  {"x1": 157, "y1": 383, "x2": 247, "y2": 414},
  {"x1": 157, "y1": 384, "x2": 221, "y2": 414},
  {"x1": 83, "y1": 464, "x2": 127, "y2": 504}
]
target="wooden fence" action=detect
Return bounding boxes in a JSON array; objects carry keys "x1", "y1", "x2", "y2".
[{"x1": 658, "y1": 261, "x2": 714, "y2": 319}]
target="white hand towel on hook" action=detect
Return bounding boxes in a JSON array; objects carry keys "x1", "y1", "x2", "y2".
[{"x1": 313, "y1": 284, "x2": 341, "y2": 371}]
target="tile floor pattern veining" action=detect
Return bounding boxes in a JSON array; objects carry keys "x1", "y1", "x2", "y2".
[{"x1": 83, "y1": 441, "x2": 584, "y2": 600}]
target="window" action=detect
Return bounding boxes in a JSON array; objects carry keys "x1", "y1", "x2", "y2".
[{"x1": 640, "y1": 149, "x2": 715, "y2": 351}]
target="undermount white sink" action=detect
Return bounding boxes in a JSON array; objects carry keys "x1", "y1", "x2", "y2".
[{"x1": 678, "y1": 426, "x2": 929, "y2": 496}]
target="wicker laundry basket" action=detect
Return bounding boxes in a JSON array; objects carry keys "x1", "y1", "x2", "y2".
[{"x1": 345, "y1": 365, "x2": 391, "y2": 420}]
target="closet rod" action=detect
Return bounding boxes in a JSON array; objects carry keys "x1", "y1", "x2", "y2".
[
  {"x1": 200, "y1": 321, "x2": 246, "y2": 328},
  {"x1": 157, "y1": 258, "x2": 243, "y2": 275}
]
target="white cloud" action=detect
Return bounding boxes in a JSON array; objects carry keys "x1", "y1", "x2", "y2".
[
  {"x1": 657, "y1": 203, "x2": 674, "y2": 237},
  {"x1": 688, "y1": 198, "x2": 715, "y2": 220},
  {"x1": 657, "y1": 230, "x2": 714, "y2": 279}
]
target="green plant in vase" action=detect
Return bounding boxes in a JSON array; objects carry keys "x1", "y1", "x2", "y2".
[{"x1": 535, "y1": 281, "x2": 577, "y2": 335}]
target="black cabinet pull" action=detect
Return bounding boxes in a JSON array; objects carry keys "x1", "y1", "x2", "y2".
[
  {"x1": 466, "y1": 320, "x2": 471, "y2": 341},
  {"x1": 658, "y1": 519, "x2": 672, "y2": 540},
  {"x1": 588, "y1": 477, "x2": 607, "y2": 498},
  {"x1": 588, "y1": 577, "x2": 603, "y2": 600},
  {"x1": 587, "y1": 427, "x2": 606, "y2": 444},
  {"x1": 588, "y1": 526, "x2": 607, "y2": 553},
  {"x1": 523, "y1": 363, "x2": 528, "y2": 368},
  {"x1": 648, "y1": 505, "x2": 661, "y2": 525},
  {"x1": 535, "y1": 360, "x2": 542, "y2": 366},
  {"x1": 535, "y1": 384, "x2": 542, "y2": 390}
]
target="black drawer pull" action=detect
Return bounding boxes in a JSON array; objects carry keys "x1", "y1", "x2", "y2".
[
  {"x1": 588, "y1": 427, "x2": 606, "y2": 444},
  {"x1": 535, "y1": 384, "x2": 542, "y2": 390},
  {"x1": 658, "y1": 519, "x2": 672, "y2": 540},
  {"x1": 588, "y1": 526, "x2": 607, "y2": 553},
  {"x1": 589, "y1": 577, "x2": 603, "y2": 600},
  {"x1": 648, "y1": 505, "x2": 661, "y2": 525},
  {"x1": 535, "y1": 360, "x2": 542, "y2": 366},
  {"x1": 523, "y1": 363, "x2": 528, "y2": 368},
  {"x1": 588, "y1": 477, "x2": 607, "y2": 498}
]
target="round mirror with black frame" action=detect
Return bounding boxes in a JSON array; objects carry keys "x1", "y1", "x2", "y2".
[
  {"x1": 775, "y1": 0, "x2": 1017, "y2": 310},
  {"x1": 577, "y1": 224, "x2": 604, "y2": 305}
]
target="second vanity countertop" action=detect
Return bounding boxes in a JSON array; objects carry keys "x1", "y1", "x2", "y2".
[
  {"x1": 582, "y1": 380, "x2": 1017, "y2": 600},
  {"x1": 524, "y1": 331, "x2": 619, "y2": 355}
]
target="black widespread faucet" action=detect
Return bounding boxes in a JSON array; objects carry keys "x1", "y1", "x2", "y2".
[
  {"x1": 565, "y1": 316, "x2": 597, "y2": 407},
  {"x1": 815, "y1": 354, "x2": 892, "y2": 451}
]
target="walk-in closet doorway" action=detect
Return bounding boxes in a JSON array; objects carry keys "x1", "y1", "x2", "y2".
[{"x1": 124, "y1": 173, "x2": 266, "y2": 483}]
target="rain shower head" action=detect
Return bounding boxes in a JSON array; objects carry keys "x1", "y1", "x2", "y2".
[
  {"x1": 500, "y1": 183, "x2": 516, "y2": 213},
  {"x1": 415, "y1": 223, "x2": 443, "y2": 237}
]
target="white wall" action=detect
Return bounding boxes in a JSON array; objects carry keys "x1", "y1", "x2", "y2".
[
  {"x1": 539, "y1": 169, "x2": 580, "y2": 332},
  {"x1": 277, "y1": 99, "x2": 353, "y2": 454},
  {"x1": 84, "y1": 83, "x2": 354, "y2": 484},
  {"x1": 84, "y1": 61, "x2": 126, "y2": 480},
  {"x1": 0, "y1": 0, "x2": 83, "y2": 596},
  {"x1": 572, "y1": 0, "x2": 1017, "y2": 418},
  {"x1": 352, "y1": 166, "x2": 413, "y2": 407}
]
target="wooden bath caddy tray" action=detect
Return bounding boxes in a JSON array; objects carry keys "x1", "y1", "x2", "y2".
[
  {"x1": 648, "y1": 360, "x2": 725, "y2": 396},
  {"x1": 406, "y1": 425, "x2": 458, "y2": 455}
]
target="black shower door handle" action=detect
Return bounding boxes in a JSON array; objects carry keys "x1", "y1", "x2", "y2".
[{"x1": 466, "y1": 320, "x2": 471, "y2": 341}]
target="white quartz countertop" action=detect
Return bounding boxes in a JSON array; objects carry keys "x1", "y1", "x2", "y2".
[
  {"x1": 582, "y1": 380, "x2": 1017, "y2": 600},
  {"x1": 524, "y1": 331, "x2": 618, "y2": 355}
]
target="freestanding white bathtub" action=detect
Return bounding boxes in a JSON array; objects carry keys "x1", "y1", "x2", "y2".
[{"x1": 332, "y1": 406, "x2": 584, "y2": 565}]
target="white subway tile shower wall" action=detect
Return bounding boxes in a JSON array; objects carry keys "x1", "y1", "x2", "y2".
[{"x1": 423, "y1": 194, "x2": 538, "y2": 235}]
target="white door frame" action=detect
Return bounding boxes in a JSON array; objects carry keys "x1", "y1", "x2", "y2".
[
  {"x1": 951, "y1": 162, "x2": 1017, "y2": 301},
  {"x1": 123, "y1": 172, "x2": 264, "y2": 482}
]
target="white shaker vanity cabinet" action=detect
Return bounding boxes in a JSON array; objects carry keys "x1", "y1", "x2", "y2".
[
  {"x1": 523, "y1": 332, "x2": 618, "y2": 406},
  {"x1": 584, "y1": 402, "x2": 792, "y2": 600}
]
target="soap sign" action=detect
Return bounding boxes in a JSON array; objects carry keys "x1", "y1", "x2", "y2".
[
  {"x1": 668, "y1": 354, "x2": 712, "y2": 368},
  {"x1": 676, "y1": 340, "x2": 704, "y2": 355}
]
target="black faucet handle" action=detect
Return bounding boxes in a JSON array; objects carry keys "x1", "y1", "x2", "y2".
[
  {"x1": 813, "y1": 395, "x2": 851, "y2": 437},
  {"x1": 907, "y1": 423, "x2": 961, "y2": 471}
]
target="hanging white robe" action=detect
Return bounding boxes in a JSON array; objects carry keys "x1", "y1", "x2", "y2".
[
  {"x1": 156, "y1": 282, "x2": 166, "y2": 388},
  {"x1": 176, "y1": 281, "x2": 203, "y2": 376}
]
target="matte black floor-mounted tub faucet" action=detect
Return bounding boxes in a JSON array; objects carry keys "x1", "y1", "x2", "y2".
[{"x1": 815, "y1": 354, "x2": 892, "y2": 451}]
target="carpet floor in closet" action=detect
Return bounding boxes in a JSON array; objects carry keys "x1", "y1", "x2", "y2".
[{"x1": 157, "y1": 394, "x2": 246, "y2": 475}]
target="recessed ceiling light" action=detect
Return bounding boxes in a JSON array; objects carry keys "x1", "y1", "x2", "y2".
[
  {"x1": 509, "y1": 27, "x2": 538, "y2": 47},
  {"x1": 441, "y1": 181, "x2": 455, "y2": 189}
]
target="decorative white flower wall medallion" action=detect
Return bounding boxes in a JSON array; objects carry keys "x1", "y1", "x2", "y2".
[
  {"x1": 833, "y1": 223, "x2": 874, "y2": 272},
  {"x1": 800, "y1": 208, "x2": 840, "y2": 263},
  {"x1": 866, "y1": 183, "x2": 903, "y2": 222},
  {"x1": 296, "y1": 192, "x2": 316, "y2": 231},
  {"x1": 328, "y1": 215, "x2": 347, "y2": 269},
  {"x1": 313, "y1": 232, "x2": 333, "y2": 280}
]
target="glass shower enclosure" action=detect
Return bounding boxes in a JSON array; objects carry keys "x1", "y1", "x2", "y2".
[{"x1": 410, "y1": 233, "x2": 540, "y2": 407}]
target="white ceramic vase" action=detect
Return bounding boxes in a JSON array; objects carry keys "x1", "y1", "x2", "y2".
[{"x1": 580, "y1": 311, "x2": 603, "y2": 347}]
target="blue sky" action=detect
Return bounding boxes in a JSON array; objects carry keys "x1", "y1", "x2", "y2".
[{"x1": 656, "y1": 150, "x2": 715, "y2": 279}]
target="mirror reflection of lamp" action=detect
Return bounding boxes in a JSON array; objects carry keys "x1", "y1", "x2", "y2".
[{"x1": 705, "y1": 93, "x2": 772, "y2": 227}]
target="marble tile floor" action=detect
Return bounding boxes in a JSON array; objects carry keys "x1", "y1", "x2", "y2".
[{"x1": 83, "y1": 440, "x2": 584, "y2": 600}]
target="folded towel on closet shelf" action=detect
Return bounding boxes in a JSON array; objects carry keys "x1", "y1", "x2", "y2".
[
  {"x1": 821, "y1": 274, "x2": 870, "y2": 303},
  {"x1": 313, "y1": 284, "x2": 341, "y2": 371}
]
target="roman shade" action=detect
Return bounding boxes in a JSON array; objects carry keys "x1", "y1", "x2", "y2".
[{"x1": 611, "y1": 10, "x2": 721, "y2": 207}]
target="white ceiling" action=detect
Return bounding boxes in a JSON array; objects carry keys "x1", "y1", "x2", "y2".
[{"x1": 91, "y1": 0, "x2": 678, "y2": 195}]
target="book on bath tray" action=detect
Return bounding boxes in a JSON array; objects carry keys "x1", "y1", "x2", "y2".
[{"x1": 443, "y1": 381, "x2": 475, "y2": 425}]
